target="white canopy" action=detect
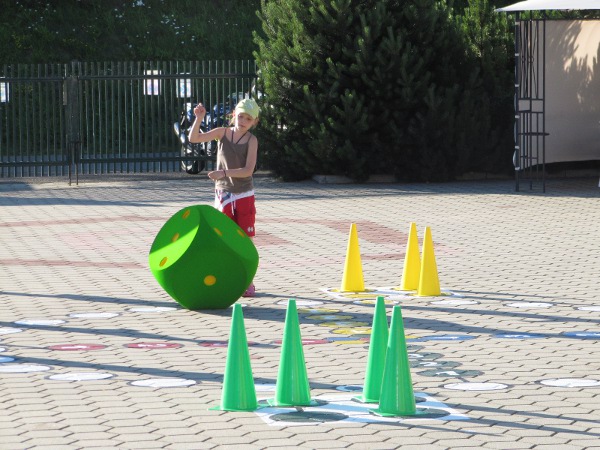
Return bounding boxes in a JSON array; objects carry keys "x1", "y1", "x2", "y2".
[{"x1": 497, "y1": 0, "x2": 600, "y2": 12}]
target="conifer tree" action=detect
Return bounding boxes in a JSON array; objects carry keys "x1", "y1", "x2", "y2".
[
  {"x1": 459, "y1": 0, "x2": 514, "y2": 174},
  {"x1": 255, "y1": 0, "x2": 383, "y2": 181},
  {"x1": 255, "y1": 0, "x2": 504, "y2": 182}
]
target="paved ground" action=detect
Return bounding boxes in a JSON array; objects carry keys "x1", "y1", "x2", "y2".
[{"x1": 0, "y1": 173, "x2": 599, "y2": 450}]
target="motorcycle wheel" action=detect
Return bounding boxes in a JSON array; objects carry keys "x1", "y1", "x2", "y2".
[{"x1": 181, "y1": 143, "x2": 206, "y2": 175}]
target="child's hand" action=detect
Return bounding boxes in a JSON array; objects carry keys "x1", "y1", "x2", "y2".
[
  {"x1": 208, "y1": 170, "x2": 226, "y2": 181},
  {"x1": 194, "y1": 103, "x2": 206, "y2": 118}
]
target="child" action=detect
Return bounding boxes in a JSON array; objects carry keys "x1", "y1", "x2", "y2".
[{"x1": 188, "y1": 98, "x2": 260, "y2": 297}]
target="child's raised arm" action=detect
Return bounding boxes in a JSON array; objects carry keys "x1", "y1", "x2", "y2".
[{"x1": 188, "y1": 103, "x2": 225, "y2": 143}]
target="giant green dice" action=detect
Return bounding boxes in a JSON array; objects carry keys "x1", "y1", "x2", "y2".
[{"x1": 149, "y1": 205, "x2": 259, "y2": 310}]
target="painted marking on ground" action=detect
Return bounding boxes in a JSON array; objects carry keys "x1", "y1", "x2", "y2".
[{"x1": 254, "y1": 392, "x2": 468, "y2": 426}]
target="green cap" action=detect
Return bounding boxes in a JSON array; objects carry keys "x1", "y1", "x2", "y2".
[{"x1": 236, "y1": 98, "x2": 260, "y2": 119}]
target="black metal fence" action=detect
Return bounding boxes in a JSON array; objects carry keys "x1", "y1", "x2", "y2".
[{"x1": 0, "y1": 60, "x2": 257, "y2": 181}]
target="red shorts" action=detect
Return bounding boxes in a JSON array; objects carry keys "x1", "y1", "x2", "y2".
[{"x1": 215, "y1": 190, "x2": 256, "y2": 237}]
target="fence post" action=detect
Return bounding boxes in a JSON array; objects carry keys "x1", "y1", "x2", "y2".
[{"x1": 64, "y1": 74, "x2": 80, "y2": 185}]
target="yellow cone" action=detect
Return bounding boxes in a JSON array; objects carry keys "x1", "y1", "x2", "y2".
[
  {"x1": 340, "y1": 223, "x2": 365, "y2": 292},
  {"x1": 416, "y1": 227, "x2": 441, "y2": 296},
  {"x1": 399, "y1": 222, "x2": 420, "y2": 291}
]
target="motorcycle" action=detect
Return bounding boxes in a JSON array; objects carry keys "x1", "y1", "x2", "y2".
[{"x1": 173, "y1": 103, "x2": 217, "y2": 174}]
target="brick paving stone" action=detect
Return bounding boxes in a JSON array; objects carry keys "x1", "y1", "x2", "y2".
[
  {"x1": 119, "y1": 441, "x2": 166, "y2": 449},
  {"x1": 520, "y1": 435, "x2": 573, "y2": 446},
  {"x1": 63, "y1": 431, "x2": 118, "y2": 442},
  {"x1": 0, "y1": 435, "x2": 31, "y2": 446},
  {"x1": 158, "y1": 434, "x2": 213, "y2": 445},
  {"x1": 20, "y1": 436, "x2": 76, "y2": 446},
  {"x1": 566, "y1": 441, "x2": 600, "y2": 449},
  {"x1": 77, "y1": 440, "x2": 126, "y2": 449},
  {"x1": 199, "y1": 428, "x2": 255, "y2": 441},
  {"x1": 559, "y1": 426, "x2": 600, "y2": 437},
  {"x1": 584, "y1": 425, "x2": 600, "y2": 434},
  {"x1": 372, "y1": 435, "x2": 438, "y2": 445},
  {"x1": 99, "y1": 417, "x2": 153, "y2": 428},
  {"x1": 532, "y1": 446, "x2": 592, "y2": 450},
  {"x1": 21, "y1": 447, "x2": 80, "y2": 450},
  {"x1": 113, "y1": 432, "x2": 165, "y2": 443},
  {"x1": 522, "y1": 416, "x2": 578, "y2": 426},
  {"x1": 432, "y1": 438, "x2": 485, "y2": 448},
  {"x1": 52, "y1": 411, "x2": 99, "y2": 421},
  {"x1": 227, "y1": 438, "x2": 306, "y2": 447},
  {"x1": 474, "y1": 442, "x2": 535, "y2": 450},
  {"x1": 300, "y1": 441, "x2": 351, "y2": 449},
  {"x1": 208, "y1": 436, "x2": 261, "y2": 445},
  {"x1": 387, "y1": 445, "x2": 448, "y2": 450},
  {"x1": 161, "y1": 443, "x2": 215, "y2": 450},
  {"x1": 428, "y1": 431, "x2": 486, "y2": 442},
  {"x1": 346, "y1": 443, "x2": 398, "y2": 450}
]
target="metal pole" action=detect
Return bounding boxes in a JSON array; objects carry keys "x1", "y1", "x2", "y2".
[
  {"x1": 514, "y1": 12, "x2": 521, "y2": 192},
  {"x1": 542, "y1": 14, "x2": 546, "y2": 193}
]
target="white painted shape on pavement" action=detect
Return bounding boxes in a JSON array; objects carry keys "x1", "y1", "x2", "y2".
[
  {"x1": 131, "y1": 378, "x2": 196, "y2": 388},
  {"x1": 14, "y1": 319, "x2": 66, "y2": 326},
  {"x1": 128, "y1": 307, "x2": 178, "y2": 313},
  {"x1": 444, "y1": 382, "x2": 508, "y2": 391},
  {"x1": 0, "y1": 364, "x2": 52, "y2": 373},
  {"x1": 540, "y1": 378, "x2": 600, "y2": 388},
  {"x1": 278, "y1": 299, "x2": 323, "y2": 307},
  {"x1": 68, "y1": 312, "x2": 120, "y2": 319},
  {"x1": 431, "y1": 299, "x2": 478, "y2": 306},
  {"x1": 505, "y1": 302, "x2": 553, "y2": 309},
  {"x1": 577, "y1": 306, "x2": 600, "y2": 312},
  {"x1": 49, "y1": 372, "x2": 115, "y2": 381},
  {"x1": 255, "y1": 392, "x2": 468, "y2": 426},
  {"x1": 0, "y1": 327, "x2": 24, "y2": 335},
  {"x1": 255, "y1": 383, "x2": 277, "y2": 392}
]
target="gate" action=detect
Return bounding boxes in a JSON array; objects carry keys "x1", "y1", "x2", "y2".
[
  {"x1": 0, "y1": 60, "x2": 257, "y2": 182},
  {"x1": 513, "y1": 16, "x2": 547, "y2": 192}
]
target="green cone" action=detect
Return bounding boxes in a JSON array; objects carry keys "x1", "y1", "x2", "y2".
[
  {"x1": 354, "y1": 296, "x2": 389, "y2": 403},
  {"x1": 211, "y1": 304, "x2": 258, "y2": 411},
  {"x1": 268, "y1": 299, "x2": 316, "y2": 407},
  {"x1": 370, "y1": 305, "x2": 417, "y2": 416}
]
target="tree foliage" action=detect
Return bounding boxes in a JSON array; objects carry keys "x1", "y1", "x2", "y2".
[
  {"x1": 254, "y1": 0, "x2": 516, "y2": 182},
  {"x1": 458, "y1": 0, "x2": 514, "y2": 174},
  {"x1": 0, "y1": 0, "x2": 261, "y2": 64}
]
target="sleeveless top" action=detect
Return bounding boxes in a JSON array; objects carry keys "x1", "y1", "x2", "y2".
[{"x1": 215, "y1": 130, "x2": 254, "y2": 194}]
